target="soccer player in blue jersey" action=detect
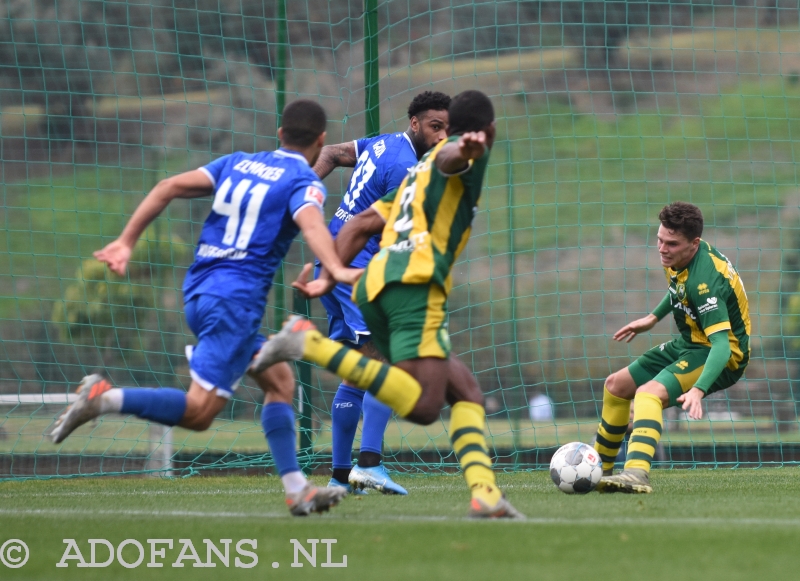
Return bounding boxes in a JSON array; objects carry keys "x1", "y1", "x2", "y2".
[
  {"x1": 310, "y1": 91, "x2": 450, "y2": 495},
  {"x1": 50, "y1": 100, "x2": 361, "y2": 516}
]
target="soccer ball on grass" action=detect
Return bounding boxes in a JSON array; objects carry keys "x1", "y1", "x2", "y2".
[{"x1": 549, "y1": 442, "x2": 602, "y2": 494}]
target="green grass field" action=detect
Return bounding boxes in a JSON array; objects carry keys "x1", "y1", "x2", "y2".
[
  {"x1": 2, "y1": 415, "x2": 797, "y2": 456},
  {"x1": 1, "y1": 469, "x2": 799, "y2": 580}
]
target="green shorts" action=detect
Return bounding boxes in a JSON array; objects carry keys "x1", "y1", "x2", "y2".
[
  {"x1": 628, "y1": 338, "x2": 746, "y2": 408},
  {"x1": 353, "y1": 281, "x2": 451, "y2": 364}
]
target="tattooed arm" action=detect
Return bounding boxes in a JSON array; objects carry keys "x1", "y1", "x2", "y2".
[{"x1": 312, "y1": 141, "x2": 358, "y2": 179}]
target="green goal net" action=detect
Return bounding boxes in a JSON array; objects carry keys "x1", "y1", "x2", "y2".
[{"x1": 2, "y1": 0, "x2": 800, "y2": 479}]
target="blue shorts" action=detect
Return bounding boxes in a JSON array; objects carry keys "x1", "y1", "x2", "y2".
[
  {"x1": 184, "y1": 294, "x2": 266, "y2": 398},
  {"x1": 316, "y1": 266, "x2": 371, "y2": 349}
]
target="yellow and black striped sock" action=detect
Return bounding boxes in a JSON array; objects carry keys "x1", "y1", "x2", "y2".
[
  {"x1": 301, "y1": 329, "x2": 421, "y2": 418},
  {"x1": 594, "y1": 386, "x2": 632, "y2": 473},
  {"x1": 624, "y1": 392, "x2": 663, "y2": 473},
  {"x1": 450, "y1": 401, "x2": 501, "y2": 506}
]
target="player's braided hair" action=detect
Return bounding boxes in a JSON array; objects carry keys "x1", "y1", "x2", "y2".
[
  {"x1": 447, "y1": 90, "x2": 495, "y2": 135},
  {"x1": 281, "y1": 99, "x2": 327, "y2": 147},
  {"x1": 659, "y1": 201, "x2": 704, "y2": 240},
  {"x1": 407, "y1": 91, "x2": 451, "y2": 119}
]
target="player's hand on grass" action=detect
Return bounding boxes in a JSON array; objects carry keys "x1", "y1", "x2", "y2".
[
  {"x1": 677, "y1": 387, "x2": 704, "y2": 420},
  {"x1": 291, "y1": 263, "x2": 336, "y2": 299},
  {"x1": 93, "y1": 240, "x2": 132, "y2": 276},
  {"x1": 457, "y1": 131, "x2": 488, "y2": 161},
  {"x1": 613, "y1": 314, "x2": 659, "y2": 343}
]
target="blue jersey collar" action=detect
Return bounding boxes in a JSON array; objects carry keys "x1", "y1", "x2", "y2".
[
  {"x1": 402, "y1": 131, "x2": 417, "y2": 158},
  {"x1": 275, "y1": 148, "x2": 310, "y2": 165}
]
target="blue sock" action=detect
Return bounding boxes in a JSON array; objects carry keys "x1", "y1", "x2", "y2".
[
  {"x1": 120, "y1": 388, "x2": 186, "y2": 426},
  {"x1": 360, "y1": 392, "x2": 391, "y2": 456},
  {"x1": 262, "y1": 402, "x2": 300, "y2": 477},
  {"x1": 331, "y1": 384, "x2": 364, "y2": 470}
]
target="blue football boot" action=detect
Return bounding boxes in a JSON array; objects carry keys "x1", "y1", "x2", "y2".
[
  {"x1": 327, "y1": 477, "x2": 367, "y2": 495},
  {"x1": 348, "y1": 464, "x2": 408, "y2": 495}
]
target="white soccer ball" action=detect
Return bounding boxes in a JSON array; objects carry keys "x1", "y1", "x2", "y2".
[{"x1": 549, "y1": 442, "x2": 603, "y2": 494}]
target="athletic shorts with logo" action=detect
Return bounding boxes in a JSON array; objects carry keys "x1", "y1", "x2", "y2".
[{"x1": 628, "y1": 337, "x2": 746, "y2": 407}]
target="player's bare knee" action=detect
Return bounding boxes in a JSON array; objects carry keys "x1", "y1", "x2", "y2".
[
  {"x1": 636, "y1": 383, "x2": 669, "y2": 408},
  {"x1": 606, "y1": 371, "x2": 634, "y2": 399},
  {"x1": 251, "y1": 362, "x2": 295, "y2": 398},
  {"x1": 407, "y1": 405, "x2": 440, "y2": 426},
  {"x1": 181, "y1": 409, "x2": 215, "y2": 431}
]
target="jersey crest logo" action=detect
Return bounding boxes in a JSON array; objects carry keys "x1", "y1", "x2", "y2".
[
  {"x1": 698, "y1": 283, "x2": 709, "y2": 295},
  {"x1": 676, "y1": 283, "x2": 686, "y2": 301},
  {"x1": 304, "y1": 185, "x2": 325, "y2": 207},
  {"x1": 373, "y1": 139, "x2": 386, "y2": 158}
]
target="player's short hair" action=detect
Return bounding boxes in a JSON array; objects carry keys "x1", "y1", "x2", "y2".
[
  {"x1": 407, "y1": 91, "x2": 451, "y2": 119},
  {"x1": 280, "y1": 99, "x2": 326, "y2": 147},
  {"x1": 447, "y1": 90, "x2": 495, "y2": 135},
  {"x1": 659, "y1": 202, "x2": 704, "y2": 240}
]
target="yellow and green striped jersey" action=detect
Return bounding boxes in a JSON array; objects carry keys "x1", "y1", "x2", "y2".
[
  {"x1": 665, "y1": 240, "x2": 751, "y2": 370},
  {"x1": 359, "y1": 135, "x2": 490, "y2": 301}
]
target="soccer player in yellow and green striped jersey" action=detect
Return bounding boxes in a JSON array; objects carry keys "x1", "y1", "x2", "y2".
[
  {"x1": 252, "y1": 90, "x2": 523, "y2": 518},
  {"x1": 595, "y1": 202, "x2": 751, "y2": 493}
]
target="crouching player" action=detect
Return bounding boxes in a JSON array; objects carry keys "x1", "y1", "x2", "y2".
[
  {"x1": 595, "y1": 202, "x2": 750, "y2": 493},
  {"x1": 51, "y1": 100, "x2": 361, "y2": 515}
]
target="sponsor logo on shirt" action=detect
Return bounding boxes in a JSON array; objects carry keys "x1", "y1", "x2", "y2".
[
  {"x1": 386, "y1": 231, "x2": 429, "y2": 253},
  {"x1": 673, "y1": 300, "x2": 696, "y2": 320},
  {"x1": 334, "y1": 207, "x2": 354, "y2": 222},
  {"x1": 197, "y1": 244, "x2": 247, "y2": 260},
  {"x1": 697, "y1": 297, "x2": 719, "y2": 314},
  {"x1": 698, "y1": 283, "x2": 709, "y2": 295},
  {"x1": 304, "y1": 185, "x2": 326, "y2": 208}
]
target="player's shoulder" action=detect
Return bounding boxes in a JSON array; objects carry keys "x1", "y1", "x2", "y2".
[
  {"x1": 688, "y1": 241, "x2": 734, "y2": 291},
  {"x1": 366, "y1": 132, "x2": 416, "y2": 165}
]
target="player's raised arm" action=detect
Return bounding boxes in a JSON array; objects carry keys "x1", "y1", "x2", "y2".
[
  {"x1": 94, "y1": 169, "x2": 214, "y2": 276},
  {"x1": 312, "y1": 141, "x2": 358, "y2": 180},
  {"x1": 293, "y1": 205, "x2": 362, "y2": 287},
  {"x1": 434, "y1": 129, "x2": 492, "y2": 175}
]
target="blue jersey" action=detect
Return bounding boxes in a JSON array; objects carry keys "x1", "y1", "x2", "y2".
[
  {"x1": 328, "y1": 132, "x2": 418, "y2": 268},
  {"x1": 183, "y1": 149, "x2": 326, "y2": 312}
]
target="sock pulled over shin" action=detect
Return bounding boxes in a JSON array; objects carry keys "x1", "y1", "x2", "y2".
[
  {"x1": 120, "y1": 388, "x2": 187, "y2": 426},
  {"x1": 302, "y1": 330, "x2": 421, "y2": 418},
  {"x1": 624, "y1": 392, "x2": 664, "y2": 473},
  {"x1": 450, "y1": 401, "x2": 500, "y2": 506},
  {"x1": 359, "y1": 392, "x2": 391, "y2": 459},
  {"x1": 593, "y1": 386, "x2": 632, "y2": 472},
  {"x1": 331, "y1": 384, "x2": 364, "y2": 475},
  {"x1": 261, "y1": 403, "x2": 303, "y2": 482}
]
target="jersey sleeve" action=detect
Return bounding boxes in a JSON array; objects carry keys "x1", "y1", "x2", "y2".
[
  {"x1": 354, "y1": 138, "x2": 372, "y2": 157},
  {"x1": 689, "y1": 277, "x2": 731, "y2": 337},
  {"x1": 199, "y1": 154, "x2": 234, "y2": 188},
  {"x1": 289, "y1": 179, "x2": 327, "y2": 220},
  {"x1": 371, "y1": 187, "x2": 399, "y2": 221}
]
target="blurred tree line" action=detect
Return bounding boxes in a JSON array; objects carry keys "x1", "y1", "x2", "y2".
[{"x1": 1, "y1": 0, "x2": 794, "y2": 112}]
